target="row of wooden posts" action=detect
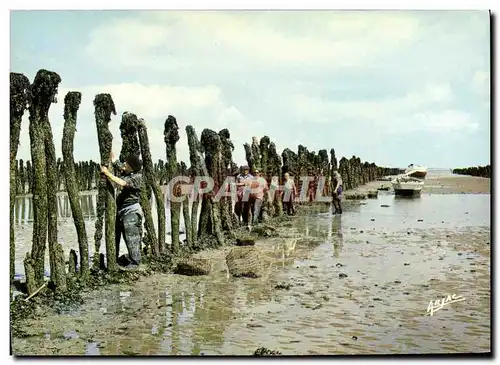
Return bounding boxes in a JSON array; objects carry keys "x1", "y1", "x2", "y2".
[
  {"x1": 452, "y1": 165, "x2": 491, "y2": 178},
  {"x1": 10, "y1": 69, "x2": 402, "y2": 296}
]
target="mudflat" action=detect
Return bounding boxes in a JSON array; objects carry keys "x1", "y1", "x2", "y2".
[
  {"x1": 424, "y1": 175, "x2": 490, "y2": 194},
  {"x1": 360, "y1": 174, "x2": 490, "y2": 195}
]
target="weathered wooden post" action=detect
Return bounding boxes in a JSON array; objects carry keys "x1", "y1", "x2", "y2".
[
  {"x1": 268, "y1": 142, "x2": 283, "y2": 217},
  {"x1": 199, "y1": 129, "x2": 225, "y2": 246},
  {"x1": 10, "y1": 72, "x2": 30, "y2": 285},
  {"x1": 62, "y1": 91, "x2": 89, "y2": 279},
  {"x1": 164, "y1": 115, "x2": 181, "y2": 253},
  {"x1": 243, "y1": 143, "x2": 255, "y2": 172},
  {"x1": 186, "y1": 125, "x2": 205, "y2": 243},
  {"x1": 19, "y1": 159, "x2": 26, "y2": 194},
  {"x1": 339, "y1": 157, "x2": 349, "y2": 190},
  {"x1": 119, "y1": 112, "x2": 157, "y2": 257},
  {"x1": 259, "y1": 136, "x2": 270, "y2": 179},
  {"x1": 179, "y1": 161, "x2": 193, "y2": 247},
  {"x1": 218, "y1": 129, "x2": 235, "y2": 231},
  {"x1": 24, "y1": 70, "x2": 66, "y2": 292},
  {"x1": 137, "y1": 117, "x2": 164, "y2": 256},
  {"x1": 93, "y1": 93, "x2": 117, "y2": 272},
  {"x1": 251, "y1": 136, "x2": 261, "y2": 172},
  {"x1": 26, "y1": 160, "x2": 33, "y2": 194}
]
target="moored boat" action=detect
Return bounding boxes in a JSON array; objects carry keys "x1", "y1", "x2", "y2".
[
  {"x1": 405, "y1": 164, "x2": 428, "y2": 179},
  {"x1": 391, "y1": 175, "x2": 424, "y2": 197}
]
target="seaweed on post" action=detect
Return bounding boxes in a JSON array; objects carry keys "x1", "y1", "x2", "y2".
[
  {"x1": 218, "y1": 128, "x2": 235, "y2": 231},
  {"x1": 119, "y1": 113, "x2": 157, "y2": 258},
  {"x1": 268, "y1": 142, "x2": 283, "y2": 217},
  {"x1": 15, "y1": 160, "x2": 21, "y2": 195},
  {"x1": 199, "y1": 129, "x2": 224, "y2": 247},
  {"x1": 10, "y1": 72, "x2": 30, "y2": 285},
  {"x1": 93, "y1": 93, "x2": 117, "y2": 272},
  {"x1": 164, "y1": 115, "x2": 181, "y2": 253},
  {"x1": 19, "y1": 159, "x2": 26, "y2": 194},
  {"x1": 26, "y1": 160, "x2": 33, "y2": 194},
  {"x1": 137, "y1": 117, "x2": 163, "y2": 256},
  {"x1": 243, "y1": 143, "x2": 255, "y2": 172},
  {"x1": 41, "y1": 74, "x2": 67, "y2": 292},
  {"x1": 251, "y1": 136, "x2": 261, "y2": 172},
  {"x1": 24, "y1": 69, "x2": 66, "y2": 292},
  {"x1": 179, "y1": 161, "x2": 193, "y2": 247},
  {"x1": 259, "y1": 136, "x2": 270, "y2": 179},
  {"x1": 338, "y1": 157, "x2": 349, "y2": 190},
  {"x1": 62, "y1": 91, "x2": 89, "y2": 279},
  {"x1": 186, "y1": 125, "x2": 205, "y2": 244}
]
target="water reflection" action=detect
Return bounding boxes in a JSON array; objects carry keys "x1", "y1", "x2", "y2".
[{"x1": 14, "y1": 192, "x2": 100, "y2": 225}]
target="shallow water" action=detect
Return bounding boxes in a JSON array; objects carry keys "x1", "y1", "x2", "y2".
[
  {"x1": 12, "y1": 191, "x2": 490, "y2": 355},
  {"x1": 13, "y1": 190, "x2": 193, "y2": 279}
]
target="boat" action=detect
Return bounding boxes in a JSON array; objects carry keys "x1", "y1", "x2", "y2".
[
  {"x1": 391, "y1": 175, "x2": 425, "y2": 196},
  {"x1": 404, "y1": 164, "x2": 428, "y2": 179}
]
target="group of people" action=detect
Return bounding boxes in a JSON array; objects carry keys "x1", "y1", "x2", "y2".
[
  {"x1": 99, "y1": 155, "x2": 344, "y2": 270},
  {"x1": 233, "y1": 166, "x2": 344, "y2": 225}
]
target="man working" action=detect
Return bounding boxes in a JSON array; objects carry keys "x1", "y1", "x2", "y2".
[
  {"x1": 100, "y1": 151, "x2": 144, "y2": 269},
  {"x1": 235, "y1": 165, "x2": 253, "y2": 224},
  {"x1": 283, "y1": 172, "x2": 297, "y2": 215},
  {"x1": 331, "y1": 170, "x2": 343, "y2": 214},
  {"x1": 251, "y1": 169, "x2": 268, "y2": 224}
]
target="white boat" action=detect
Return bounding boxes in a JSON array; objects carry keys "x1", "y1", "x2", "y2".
[
  {"x1": 391, "y1": 175, "x2": 425, "y2": 196},
  {"x1": 404, "y1": 164, "x2": 428, "y2": 179}
]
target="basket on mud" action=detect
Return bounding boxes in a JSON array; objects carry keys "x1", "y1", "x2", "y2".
[
  {"x1": 226, "y1": 246, "x2": 262, "y2": 278},
  {"x1": 174, "y1": 258, "x2": 212, "y2": 276}
]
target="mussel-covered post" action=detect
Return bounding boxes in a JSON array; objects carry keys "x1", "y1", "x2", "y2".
[
  {"x1": 120, "y1": 113, "x2": 157, "y2": 257},
  {"x1": 259, "y1": 136, "x2": 270, "y2": 178},
  {"x1": 338, "y1": 157, "x2": 349, "y2": 190},
  {"x1": 94, "y1": 93, "x2": 117, "y2": 272},
  {"x1": 24, "y1": 70, "x2": 67, "y2": 292},
  {"x1": 186, "y1": 125, "x2": 205, "y2": 243},
  {"x1": 243, "y1": 143, "x2": 255, "y2": 172},
  {"x1": 26, "y1": 160, "x2": 33, "y2": 194},
  {"x1": 199, "y1": 129, "x2": 225, "y2": 246},
  {"x1": 268, "y1": 142, "x2": 283, "y2": 217},
  {"x1": 179, "y1": 161, "x2": 193, "y2": 247},
  {"x1": 19, "y1": 159, "x2": 26, "y2": 195},
  {"x1": 41, "y1": 71, "x2": 67, "y2": 292},
  {"x1": 137, "y1": 117, "x2": 164, "y2": 256},
  {"x1": 62, "y1": 91, "x2": 89, "y2": 279},
  {"x1": 218, "y1": 129, "x2": 236, "y2": 231},
  {"x1": 251, "y1": 137, "x2": 261, "y2": 172},
  {"x1": 15, "y1": 160, "x2": 21, "y2": 195},
  {"x1": 164, "y1": 116, "x2": 181, "y2": 253},
  {"x1": 10, "y1": 72, "x2": 30, "y2": 285}
]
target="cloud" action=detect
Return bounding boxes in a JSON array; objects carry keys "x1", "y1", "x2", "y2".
[
  {"x1": 286, "y1": 82, "x2": 456, "y2": 130},
  {"x1": 85, "y1": 11, "x2": 423, "y2": 72},
  {"x1": 472, "y1": 70, "x2": 490, "y2": 100},
  {"x1": 12, "y1": 10, "x2": 491, "y2": 168}
]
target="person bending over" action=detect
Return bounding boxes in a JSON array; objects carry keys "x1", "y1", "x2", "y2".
[{"x1": 100, "y1": 151, "x2": 144, "y2": 269}]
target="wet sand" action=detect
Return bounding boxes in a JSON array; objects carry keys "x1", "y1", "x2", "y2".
[{"x1": 11, "y1": 183, "x2": 491, "y2": 355}]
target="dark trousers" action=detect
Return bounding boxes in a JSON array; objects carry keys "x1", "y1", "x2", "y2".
[
  {"x1": 115, "y1": 211, "x2": 143, "y2": 265},
  {"x1": 332, "y1": 186, "x2": 343, "y2": 213},
  {"x1": 242, "y1": 198, "x2": 254, "y2": 224}
]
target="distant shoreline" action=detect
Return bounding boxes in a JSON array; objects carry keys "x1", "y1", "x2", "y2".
[{"x1": 353, "y1": 174, "x2": 490, "y2": 195}]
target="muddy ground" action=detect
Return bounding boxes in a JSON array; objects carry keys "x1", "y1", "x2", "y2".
[{"x1": 11, "y1": 174, "x2": 491, "y2": 355}]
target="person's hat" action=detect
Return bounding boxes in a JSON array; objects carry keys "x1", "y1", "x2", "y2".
[{"x1": 242, "y1": 165, "x2": 249, "y2": 170}]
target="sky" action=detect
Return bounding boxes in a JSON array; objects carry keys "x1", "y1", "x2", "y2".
[{"x1": 10, "y1": 10, "x2": 490, "y2": 169}]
